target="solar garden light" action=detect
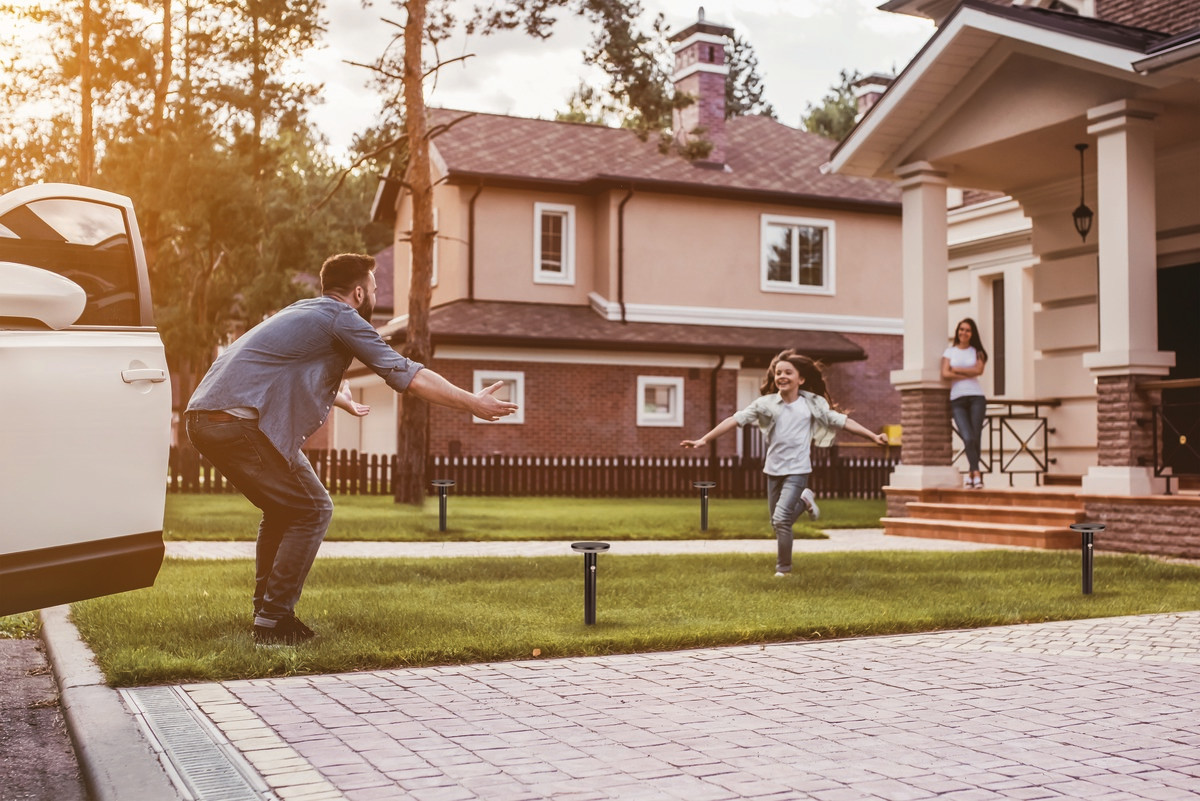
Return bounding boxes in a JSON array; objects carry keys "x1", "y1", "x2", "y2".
[
  {"x1": 1069, "y1": 522, "x2": 1104, "y2": 594},
  {"x1": 431, "y1": 479, "x2": 455, "y2": 531},
  {"x1": 570, "y1": 541, "x2": 610, "y2": 625},
  {"x1": 692, "y1": 481, "x2": 717, "y2": 531}
]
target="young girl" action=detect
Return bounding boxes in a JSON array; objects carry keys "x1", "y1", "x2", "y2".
[
  {"x1": 941, "y1": 318, "x2": 988, "y2": 489},
  {"x1": 681, "y1": 350, "x2": 887, "y2": 577}
]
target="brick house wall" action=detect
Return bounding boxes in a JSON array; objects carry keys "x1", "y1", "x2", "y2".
[
  {"x1": 824, "y1": 332, "x2": 903, "y2": 434},
  {"x1": 423, "y1": 358, "x2": 742, "y2": 458}
]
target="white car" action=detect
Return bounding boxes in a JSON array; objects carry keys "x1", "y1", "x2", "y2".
[{"x1": 0, "y1": 183, "x2": 170, "y2": 616}]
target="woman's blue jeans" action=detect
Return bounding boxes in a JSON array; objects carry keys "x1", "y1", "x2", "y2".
[
  {"x1": 767, "y1": 474, "x2": 810, "y2": 574},
  {"x1": 950, "y1": 395, "x2": 988, "y2": 474},
  {"x1": 186, "y1": 413, "x2": 333, "y2": 624}
]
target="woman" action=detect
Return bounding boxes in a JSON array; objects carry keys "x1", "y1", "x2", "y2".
[
  {"x1": 941, "y1": 318, "x2": 988, "y2": 489},
  {"x1": 681, "y1": 350, "x2": 887, "y2": 577}
]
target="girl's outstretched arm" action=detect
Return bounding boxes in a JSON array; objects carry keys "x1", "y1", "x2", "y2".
[
  {"x1": 681, "y1": 415, "x2": 739, "y2": 448},
  {"x1": 843, "y1": 417, "x2": 889, "y2": 445}
]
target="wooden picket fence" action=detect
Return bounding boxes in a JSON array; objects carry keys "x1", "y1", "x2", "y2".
[{"x1": 167, "y1": 446, "x2": 898, "y2": 499}]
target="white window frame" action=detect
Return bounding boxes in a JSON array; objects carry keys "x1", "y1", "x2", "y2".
[
  {"x1": 636, "y1": 376, "x2": 684, "y2": 428},
  {"x1": 760, "y1": 213, "x2": 836, "y2": 296},
  {"x1": 472, "y1": 369, "x2": 525, "y2": 424},
  {"x1": 534, "y1": 202, "x2": 576, "y2": 285}
]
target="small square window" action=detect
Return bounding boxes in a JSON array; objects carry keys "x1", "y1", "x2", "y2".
[
  {"x1": 472, "y1": 370, "x2": 524, "y2": 424},
  {"x1": 636, "y1": 376, "x2": 684, "y2": 427},
  {"x1": 534, "y1": 202, "x2": 575, "y2": 285}
]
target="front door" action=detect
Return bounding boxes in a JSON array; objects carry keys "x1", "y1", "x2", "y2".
[{"x1": 1157, "y1": 263, "x2": 1200, "y2": 474}]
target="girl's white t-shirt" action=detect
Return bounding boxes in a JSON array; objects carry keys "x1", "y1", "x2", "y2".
[
  {"x1": 764, "y1": 397, "x2": 813, "y2": 476},
  {"x1": 944, "y1": 345, "x2": 985, "y2": 400}
]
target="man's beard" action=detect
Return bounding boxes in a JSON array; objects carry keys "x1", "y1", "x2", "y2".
[{"x1": 357, "y1": 297, "x2": 374, "y2": 322}]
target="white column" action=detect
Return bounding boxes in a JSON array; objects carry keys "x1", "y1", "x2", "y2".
[
  {"x1": 889, "y1": 161, "x2": 960, "y2": 490},
  {"x1": 892, "y1": 162, "x2": 951, "y2": 388},
  {"x1": 1081, "y1": 99, "x2": 1174, "y2": 496}
]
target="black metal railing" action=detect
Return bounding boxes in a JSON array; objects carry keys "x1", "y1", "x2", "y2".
[
  {"x1": 952, "y1": 398, "x2": 1060, "y2": 486},
  {"x1": 1143, "y1": 378, "x2": 1200, "y2": 495}
]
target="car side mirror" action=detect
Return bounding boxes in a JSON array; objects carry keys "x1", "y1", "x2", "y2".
[{"x1": 0, "y1": 261, "x2": 87, "y2": 329}]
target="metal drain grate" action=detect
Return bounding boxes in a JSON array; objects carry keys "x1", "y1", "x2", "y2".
[{"x1": 122, "y1": 686, "x2": 274, "y2": 801}]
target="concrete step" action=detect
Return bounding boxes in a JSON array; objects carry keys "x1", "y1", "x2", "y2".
[
  {"x1": 881, "y1": 517, "x2": 1081, "y2": 549},
  {"x1": 905, "y1": 502, "x2": 1086, "y2": 527},
  {"x1": 913, "y1": 487, "x2": 1085, "y2": 510}
]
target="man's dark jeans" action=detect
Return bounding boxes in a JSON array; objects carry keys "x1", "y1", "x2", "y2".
[{"x1": 185, "y1": 412, "x2": 333, "y2": 623}]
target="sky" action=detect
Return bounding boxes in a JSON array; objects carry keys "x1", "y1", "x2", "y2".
[{"x1": 302, "y1": 0, "x2": 936, "y2": 157}]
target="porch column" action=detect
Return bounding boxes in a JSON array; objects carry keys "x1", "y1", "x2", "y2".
[
  {"x1": 1081, "y1": 99, "x2": 1174, "y2": 496},
  {"x1": 888, "y1": 162, "x2": 960, "y2": 489}
]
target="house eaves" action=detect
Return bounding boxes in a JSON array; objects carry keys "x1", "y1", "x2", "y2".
[
  {"x1": 1134, "y1": 29, "x2": 1200, "y2": 76},
  {"x1": 377, "y1": 300, "x2": 868, "y2": 364},
  {"x1": 439, "y1": 169, "x2": 901, "y2": 217},
  {"x1": 830, "y1": 0, "x2": 1172, "y2": 180}
]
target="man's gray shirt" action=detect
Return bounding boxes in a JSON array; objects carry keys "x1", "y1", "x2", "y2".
[{"x1": 188, "y1": 296, "x2": 423, "y2": 465}]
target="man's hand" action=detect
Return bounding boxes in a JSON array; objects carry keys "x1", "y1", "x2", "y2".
[
  {"x1": 335, "y1": 380, "x2": 371, "y2": 417},
  {"x1": 473, "y1": 381, "x2": 519, "y2": 421}
]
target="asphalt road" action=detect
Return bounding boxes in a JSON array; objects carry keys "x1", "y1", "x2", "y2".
[{"x1": 0, "y1": 638, "x2": 89, "y2": 801}]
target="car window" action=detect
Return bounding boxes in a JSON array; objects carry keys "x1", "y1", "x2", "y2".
[{"x1": 0, "y1": 197, "x2": 140, "y2": 326}]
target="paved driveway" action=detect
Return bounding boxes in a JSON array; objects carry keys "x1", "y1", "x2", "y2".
[{"x1": 169, "y1": 612, "x2": 1200, "y2": 801}]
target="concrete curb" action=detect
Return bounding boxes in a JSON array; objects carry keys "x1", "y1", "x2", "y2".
[{"x1": 40, "y1": 605, "x2": 184, "y2": 801}]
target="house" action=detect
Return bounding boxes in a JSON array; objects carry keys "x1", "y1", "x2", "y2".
[
  {"x1": 830, "y1": 0, "x2": 1200, "y2": 557},
  {"x1": 334, "y1": 12, "x2": 907, "y2": 462}
]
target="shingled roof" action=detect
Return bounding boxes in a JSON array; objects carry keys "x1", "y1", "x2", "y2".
[
  {"x1": 379, "y1": 300, "x2": 868, "y2": 365},
  {"x1": 427, "y1": 108, "x2": 900, "y2": 210}
]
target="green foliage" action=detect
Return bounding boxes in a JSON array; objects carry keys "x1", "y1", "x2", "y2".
[
  {"x1": 0, "y1": 613, "x2": 39, "y2": 639},
  {"x1": 0, "y1": 0, "x2": 375, "y2": 404},
  {"x1": 800, "y1": 68, "x2": 862, "y2": 142},
  {"x1": 71, "y1": 552, "x2": 1200, "y2": 685},
  {"x1": 163, "y1": 493, "x2": 878, "y2": 541},
  {"x1": 725, "y1": 33, "x2": 776, "y2": 120}
]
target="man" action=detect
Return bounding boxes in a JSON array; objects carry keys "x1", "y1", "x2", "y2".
[{"x1": 185, "y1": 253, "x2": 517, "y2": 645}]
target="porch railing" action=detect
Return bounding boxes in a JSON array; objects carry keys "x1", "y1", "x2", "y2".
[
  {"x1": 952, "y1": 398, "x2": 1060, "y2": 486},
  {"x1": 1141, "y1": 378, "x2": 1200, "y2": 495}
]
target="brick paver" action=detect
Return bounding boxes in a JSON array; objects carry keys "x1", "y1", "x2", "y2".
[{"x1": 184, "y1": 612, "x2": 1200, "y2": 800}]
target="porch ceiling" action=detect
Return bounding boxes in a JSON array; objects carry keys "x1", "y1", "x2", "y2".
[
  {"x1": 378, "y1": 300, "x2": 868, "y2": 364},
  {"x1": 831, "y1": 1, "x2": 1185, "y2": 191}
]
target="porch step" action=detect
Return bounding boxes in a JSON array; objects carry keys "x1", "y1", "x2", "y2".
[
  {"x1": 1043, "y1": 474, "x2": 1083, "y2": 487},
  {"x1": 904, "y1": 502, "x2": 1085, "y2": 528},
  {"x1": 919, "y1": 487, "x2": 1085, "y2": 510},
  {"x1": 881, "y1": 517, "x2": 1080, "y2": 549}
]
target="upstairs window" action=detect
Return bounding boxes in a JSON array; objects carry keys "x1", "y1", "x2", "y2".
[
  {"x1": 760, "y1": 214, "x2": 835, "y2": 295},
  {"x1": 534, "y1": 202, "x2": 575, "y2": 285}
]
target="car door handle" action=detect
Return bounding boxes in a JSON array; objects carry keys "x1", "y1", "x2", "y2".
[{"x1": 121, "y1": 368, "x2": 168, "y2": 383}]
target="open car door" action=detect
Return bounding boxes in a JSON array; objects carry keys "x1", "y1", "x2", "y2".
[{"x1": 0, "y1": 183, "x2": 169, "y2": 616}]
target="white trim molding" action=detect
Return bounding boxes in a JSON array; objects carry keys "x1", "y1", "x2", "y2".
[{"x1": 587, "y1": 293, "x2": 902, "y2": 335}]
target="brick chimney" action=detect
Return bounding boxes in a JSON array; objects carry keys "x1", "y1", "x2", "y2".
[
  {"x1": 669, "y1": 7, "x2": 735, "y2": 167},
  {"x1": 852, "y1": 73, "x2": 895, "y2": 121}
]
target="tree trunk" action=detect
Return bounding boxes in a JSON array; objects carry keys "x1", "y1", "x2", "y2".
[
  {"x1": 79, "y1": 0, "x2": 94, "y2": 185},
  {"x1": 394, "y1": 0, "x2": 434, "y2": 505}
]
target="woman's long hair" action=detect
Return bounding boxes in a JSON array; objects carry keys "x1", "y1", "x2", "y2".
[
  {"x1": 952, "y1": 318, "x2": 989, "y2": 362},
  {"x1": 760, "y1": 349, "x2": 842, "y2": 411}
]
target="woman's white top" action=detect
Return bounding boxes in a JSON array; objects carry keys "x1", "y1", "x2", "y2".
[{"x1": 943, "y1": 345, "x2": 985, "y2": 400}]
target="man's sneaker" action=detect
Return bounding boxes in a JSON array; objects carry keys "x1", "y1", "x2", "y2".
[
  {"x1": 774, "y1": 571, "x2": 790, "y2": 578},
  {"x1": 800, "y1": 488, "x2": 820, "y2": 520},
  {"x1": 254, "y1": 616, "x2": 315, "y2": 646}
]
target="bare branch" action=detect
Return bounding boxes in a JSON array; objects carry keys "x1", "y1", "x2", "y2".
[{"x1": 312, "y1": 133, "x2": 410, "y2": 211}]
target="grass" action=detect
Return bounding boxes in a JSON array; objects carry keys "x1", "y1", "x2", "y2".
[
  {"x1": 71, "y1": 550, "x2": 1200, "y2": 686},
  {"x1": 164, "y1": 494, "x2": 887, "y2": 541},
  {"x1": 0, "y1": 612, "x2": 39, "y2": 639}
]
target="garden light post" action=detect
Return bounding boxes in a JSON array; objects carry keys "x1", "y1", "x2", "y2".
[
  {"x1": 692, "y1": 481, "x2": 716, "y2": 531},
  {"x1": 1069, "y1": 522, "x2": 1103, "y2": 594},
  {"x1": 431, "y1": 479, "x2": 455, "y2": 531},
  {"x1": 570, "y1": 541, "x2": 609, "y2": 625}
]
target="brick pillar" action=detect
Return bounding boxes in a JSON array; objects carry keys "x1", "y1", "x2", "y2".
[
  {"x1": 1096, "y1": 375, "x2": 1158, "y2": 468},
  {"x1": 899, "y1": 387, "x2": 953, "y2": 466}
]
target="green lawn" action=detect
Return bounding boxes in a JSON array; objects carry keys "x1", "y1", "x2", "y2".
[
  {"x1": 71, "y1": 551, "x2": 1200, "y2": 686},
  {"x1": 164, "y1": 494, "x2": 887, "y2": 541}
]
